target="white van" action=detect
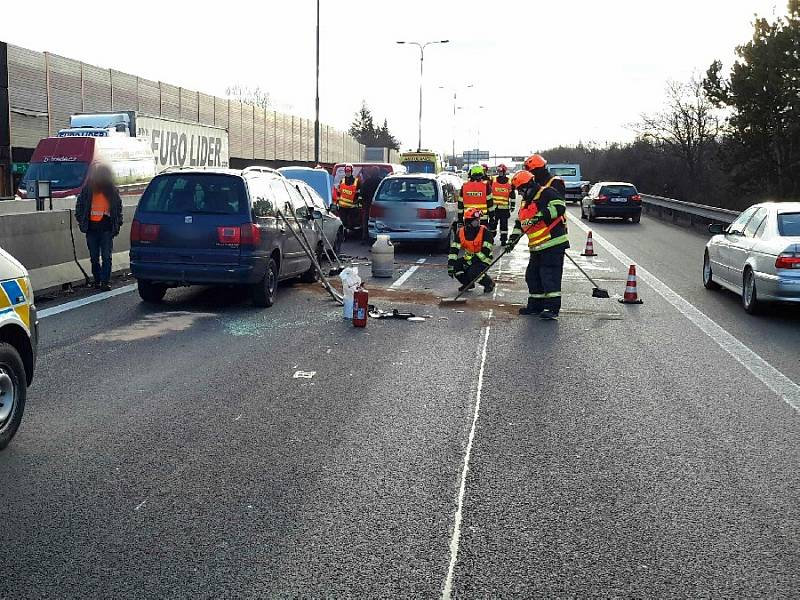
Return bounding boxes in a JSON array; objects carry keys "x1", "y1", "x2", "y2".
[{"x1": 0, "y1": 247, "x2": 38, "y2": 450}]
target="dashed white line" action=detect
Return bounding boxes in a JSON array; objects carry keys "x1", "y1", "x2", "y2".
[
  {"x1": 39, "y1": 284, "x2": 137, "y2": 319},
  {"x1": 567, "y1": 212, "x2": 800, "y2": 412},
  {"x1": 134, "y1": 499, "x2": 147, "y2": 511},
  {"x1": 389, "y1": 258, "x2": 426, "y2": 289},
  {"x1": 442, "y1": 318, "x2": 492, "y2": 600}
]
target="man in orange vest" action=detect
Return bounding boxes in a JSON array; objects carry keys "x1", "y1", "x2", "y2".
[
  {"x1": 490, "y1": 163, "x2": 516, "y2": 246},
  {"x1": 75, "y1": 163, "x2": 123, "y2": 291},
  {"x1": 448, "y1": 208, "x2": 496, "y2": 293},
  {"x1": 506, "y1": 170, "x2": 569, "y2": 320},
  {"x1": 458, "y1": 165, "x2": 494, "y2": 227},
  {"x1": 335, "y1": 164, "x2": 361, "y2": 235},
  {"x1": 524, "y1": 153, "x2": 566, "y2": 198}
]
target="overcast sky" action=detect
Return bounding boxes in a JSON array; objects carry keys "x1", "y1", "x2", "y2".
[{"x1": 0, "y1": 1, "x2": 786, "y2": 157}]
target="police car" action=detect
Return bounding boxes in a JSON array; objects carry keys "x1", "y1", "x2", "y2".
[{"x1": 0, "y1": 247, "x2": 38, "y2": 450}]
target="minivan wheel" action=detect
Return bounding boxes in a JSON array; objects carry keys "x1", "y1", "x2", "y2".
[
  {"x1": 0, "y1": 343, "x2": 26, "y2": 451},
  {"x1": 300, "y1": 246, "x2": 322, "y2": 283},
  {"x1": 742, "y1": 268, "x2": 761, "y2": 314},
  {"x1": 138, "y1": 280, "x2": 167, "y2": 303},
  {"x1": 253, "y1": 258, "x2": 278, "y2": 307},
  {"x1": 703, "y1": 251, "x2": 720, "y2": 290}
]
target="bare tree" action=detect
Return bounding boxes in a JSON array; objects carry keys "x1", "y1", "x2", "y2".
[
  {"x1": 634, "y1": 75, "x2": 720, "y2": 182},
  {"x1": 226, "y1": 84, "x2": 271, "y2": 111}
]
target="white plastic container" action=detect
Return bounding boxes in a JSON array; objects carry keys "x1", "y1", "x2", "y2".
[
  {"x1": 371, "y1": 235, "x2": 395, "y2": 278},
  {"x1": 339, "y1": 267, "x2": 361, "y2": 320}
]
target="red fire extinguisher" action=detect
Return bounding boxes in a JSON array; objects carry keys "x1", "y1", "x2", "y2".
[{"x1": 353, "y1": 286, "x2": 368, "y2": 328}]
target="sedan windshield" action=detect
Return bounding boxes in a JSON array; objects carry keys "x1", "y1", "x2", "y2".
[
  {"x1": 778, "y1": 213, "x2": 800, "y2": 236},
  {"x1": 376, "y1": 179, "x2": 438, "y2": 202}
]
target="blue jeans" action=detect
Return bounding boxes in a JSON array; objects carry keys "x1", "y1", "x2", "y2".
[{"x1": 86, "y1": 229, "x2": 113, "y2": 284}]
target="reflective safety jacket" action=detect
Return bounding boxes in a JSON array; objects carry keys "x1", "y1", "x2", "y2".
[
  {"x1": 458, "y1": 180, "x2": 494, "y2": 223},
  {"x1": 542, "y1": 175, "x2": 566, "y2": 198},
  {"x1": 337, "y1": 177, "x2": 360, "y2": 208},
  {"x1": 509, "y1": 186, "x2": 569, "y2": 252},
  {"x1": 490, "y1": 176, "x2": 515, "y2": 209},
  {"x1": 448, "y1": 225, "x2": 493, "y2": 272},
  {"x1": 90, "y1": 191, "x2": 111, "y2": 222}
]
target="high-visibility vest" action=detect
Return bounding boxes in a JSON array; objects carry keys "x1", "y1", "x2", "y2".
[
  {"x1": 491, "y1": 177, "x2": 512, "y2": 208},
  {"x1": 458, "y1": 225, "x2": 487, "y2": 257},
  {"x1": 518, "y1": 189, "x2": 566, "y2": 249},
  {"x1": 338, "y1": 178, "x2": 359, "y2": 208},
  {"x1": 461, "y1": 180, "x2": 488, "y2": 210},
  {"x1": 90, "y1": 191, "x2": 111, "y2": 222}
]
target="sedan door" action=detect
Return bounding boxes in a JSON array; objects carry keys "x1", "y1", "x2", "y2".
[
  {"x1": 717, "y1": 206, "x2": 759, "y2": 284},
  {"x1": 720, "y1": 207, "x2": 762, "y2": 285}
]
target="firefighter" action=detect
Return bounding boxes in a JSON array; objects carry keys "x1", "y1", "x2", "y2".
[
  {"x1": 459, "y1": 165, "x2": 494, "y2": 227},
  {"x1": 448, "y1": 208, "x2": 495, "y2": 294},
  {"x1": 524, "y1": 154, "x2": 566, "y2": 198},
  {"x1": 335, "y1": 164, "x2": 361, "y2": 235},
  {"x1": 490, "y1": 163, "x2": 516, "y2": 246},
  {"x1": 506, "y1": 170, "x2": 569, "y2": 320}
]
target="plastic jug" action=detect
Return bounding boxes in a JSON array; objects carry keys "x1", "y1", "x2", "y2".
[{"x1": 371, "y1": 235, "x2": 394, "y2": 278}]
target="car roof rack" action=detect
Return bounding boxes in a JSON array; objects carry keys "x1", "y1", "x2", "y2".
[{"x1": 242, "y1": 166, "x2": 284, "y2": 177}]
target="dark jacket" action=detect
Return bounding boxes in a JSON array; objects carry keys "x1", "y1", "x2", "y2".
[{"x1": 76, "y1": 185, "x2": 124, "y2": 236}]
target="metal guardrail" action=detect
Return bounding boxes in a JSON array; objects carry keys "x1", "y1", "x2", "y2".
[{"x1": 641, "y1": 194, "x2": 740, "y2": 225}]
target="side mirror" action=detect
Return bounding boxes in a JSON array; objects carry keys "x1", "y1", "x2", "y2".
[
  {"x1": 708, "y1": 223, "x2": 725, "y2": 235},
  {"x1": 311, "y1": 209, "x2": 323, "y2": 220}
]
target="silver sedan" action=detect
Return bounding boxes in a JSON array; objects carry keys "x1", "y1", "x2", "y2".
[{"x1": 703, "y1": 202, "x2": 800, "y2": 313}]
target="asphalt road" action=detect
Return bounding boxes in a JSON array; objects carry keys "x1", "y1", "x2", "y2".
[{"x1": 1, "y1": 210, "x2": 798, "y2": 599}]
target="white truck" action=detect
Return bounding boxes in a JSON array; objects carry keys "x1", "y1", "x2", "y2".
[
  {"x1": 63, "y1": 111, "x2": 229, "y2": 173},
  {"x1": 547, "y1": 163, "x2": 590, "y2": 203}
]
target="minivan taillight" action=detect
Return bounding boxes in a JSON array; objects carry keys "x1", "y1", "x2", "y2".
[
  {"x1": 775, "y1": 252, "x2": 800, "y2": 269},
  {"x1": 240, "y1": 223, "x2": 261, "y2": 246},
  {"x1": 369, "y1": 204, "x2": 385, "y2": 218},
  {"x1": 418, "y1": 207, "x2": 447, "y2": 219},
  {"x1": 217, "y1": 226, "x2": 241, "y2": 246},
  {"x1": 595, "y1": 195, "x2": 609, "y2": 204},
  {"x1": 630, "y1": 194, "x2": 642, "y2": 202},
  {"x1": 131, "y1": 220, "x2": 159, "y2": 243}
]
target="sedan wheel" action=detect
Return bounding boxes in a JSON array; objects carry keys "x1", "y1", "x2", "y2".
[
  {"x1": 588, "y1": 208, "x2": 597, "y2": 222},
  {"x1": 742, "y1": 268, "x2": 761, "y2": 314},
  {"x1": 702, "y1": 251, "x2": 721, "y2": 290},
  {"x1": 580, "y1": 205, "x2": 587, "y2": 220}
]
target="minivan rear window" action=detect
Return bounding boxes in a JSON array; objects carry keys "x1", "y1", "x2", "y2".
[
  {"x1": 600, "y1": 185, "x2": 637, "y2": 196},
  {"x1": 376, "y1": 178, "x2": 438, "y2": 202},
  {"x1": 139, "y1": 174, "x2": 247, "y2": 214},
  {"x1": 778, "y1": 213, "x2": 800, "y2": 236}
]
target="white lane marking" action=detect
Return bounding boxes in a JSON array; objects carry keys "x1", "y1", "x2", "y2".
[
  {"x1": 134, "y1": 499, "x2": 147, "y2": 511},
  {"x1": 389, "y1": 258, "x2": 426, "y2": 289},
  {"x1": 293, "y1": 370, "x2": 316, "y2": 379},
  {"x1": 39, "y1": 284, "x2": 137, "y2": 319},
  {"x1": 442, "y1": 318, "x2": 492, "y2": 600},
  {"x1": 567, "y1": 212, "x2": 800, "y2": 412},
  {"x1": 234, "y1": 414, "x2": 243, "y2": 421}
]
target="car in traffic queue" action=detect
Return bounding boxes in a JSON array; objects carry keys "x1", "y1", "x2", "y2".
[
  {"x1": 703, "y1": 202, "x2": 800, "y2": 314},
  {"x1": 278, "y1": 166, "x2": 335, "y2": 207},
  {"x1": 331, "y1": 162, "x2": 406, "y2": 237},
  {"x1": 129, "y1": 167, "x2": 323, "y2": 307},
  {"x1": 581, "y1": 181, "x2": 642, "y2": 223},
  {"x1": 368, "y1": 173, "x2": 457, "y2": 251},
  {"x1": 288, "y1": 179, "x2": 345, "y2": 253},
  {"x1": 0, "y1": 247, "x2": 38, "y2": 451}
]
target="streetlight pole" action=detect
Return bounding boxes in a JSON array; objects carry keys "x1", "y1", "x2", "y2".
[
  {"x1": 313, "y1": 0, "x2": 320, "y2": 164},
  {"x1": 397, "y1": 39, "x2": 449, "y2": 152},
  {"x1": 440, "y1": 84, "x2": 473, "y2": 166}
]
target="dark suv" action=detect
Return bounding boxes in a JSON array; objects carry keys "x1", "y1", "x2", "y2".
[
  {"x1": 581, "y1": 181, "x2": 642, "y2": 223},
  {"x1": 130, "y1": 168, "x2": 321, "y2": 306}
]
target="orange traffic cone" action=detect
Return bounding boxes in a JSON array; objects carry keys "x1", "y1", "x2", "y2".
[
  {"x1": 581, "y1": 231, "x2": 597, "y2": 256},
  {"x1": 619, "y1": 265, "x2": 643, "y2": 304}
]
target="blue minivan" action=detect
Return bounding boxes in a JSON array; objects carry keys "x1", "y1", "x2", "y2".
[{"x1": 130, "y1": 168, "x2": 322, "y2": 306}]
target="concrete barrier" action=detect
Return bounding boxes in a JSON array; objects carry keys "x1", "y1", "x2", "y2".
[
  {"x1": 0, "y1": 193, "x2": 141, "y2": 215},
  {"x1": 0, "y1": 206, "x2": 135, "y2": 291}
]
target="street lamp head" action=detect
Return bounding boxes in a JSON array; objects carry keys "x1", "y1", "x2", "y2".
[
  {"x1": 440, "y1": 40, "x2": 450, "y2": 43},
  {"x1": 396, "y1": 41, "x2": 406, "y2": 44}
]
